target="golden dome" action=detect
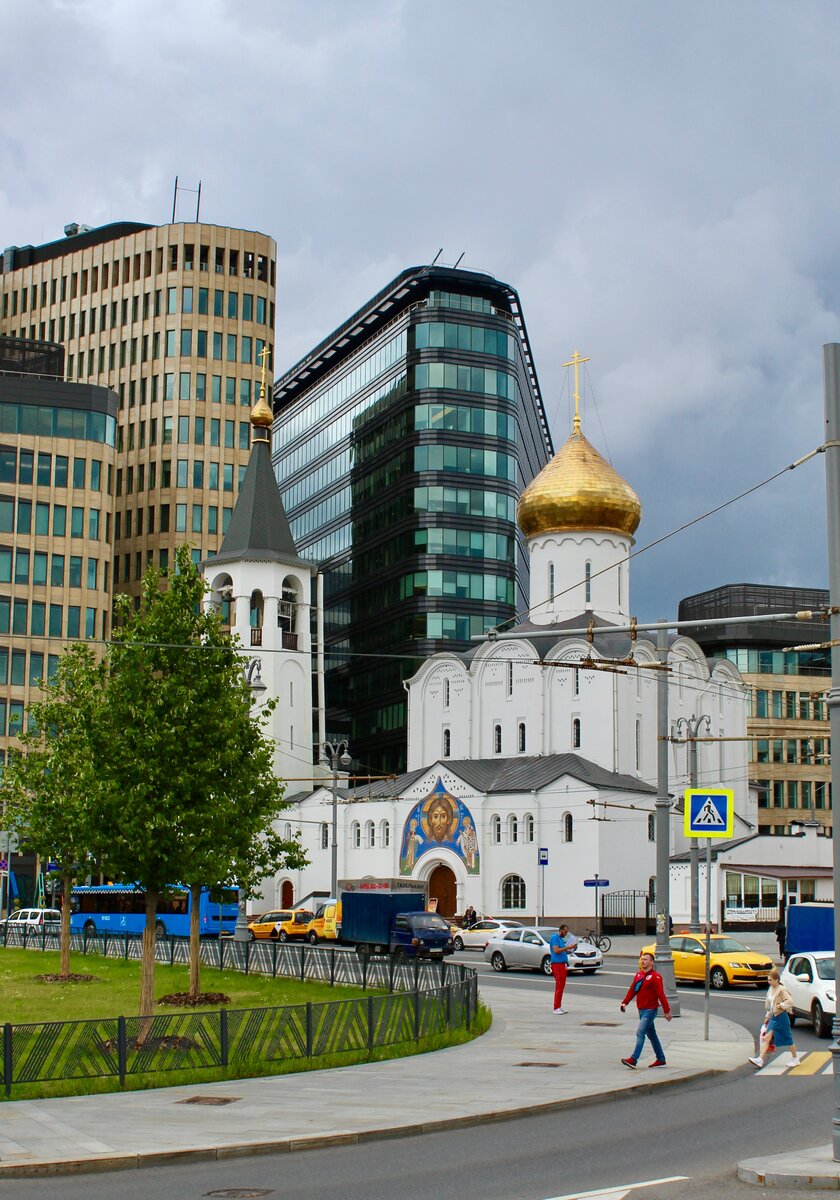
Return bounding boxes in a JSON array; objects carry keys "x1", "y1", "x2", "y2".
[
  {"x1": 250, "y1": 383, "x2": 273, "y2": 431},
  {"x1": 517, "y1": 429, "x2": 642, "y2": 538}
]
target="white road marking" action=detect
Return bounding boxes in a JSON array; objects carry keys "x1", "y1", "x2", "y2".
[{"x1": 540, "y1": 1176, "x2": 689, "y2": 1200}]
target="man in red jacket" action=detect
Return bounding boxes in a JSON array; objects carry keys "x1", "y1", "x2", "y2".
[{"x1": 620, "y1": 951, "x2": 672, "y2": 1068}]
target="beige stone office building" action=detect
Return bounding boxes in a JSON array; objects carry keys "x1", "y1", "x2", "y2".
[
  {"x1": 0, "y1": 220, "x2": 277, "y2": 598},
  {"x1": 0, "y1": 336, "x2": 117, "y2": 765}
]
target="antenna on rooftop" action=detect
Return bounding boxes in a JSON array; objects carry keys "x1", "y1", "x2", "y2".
[
  {"x1": 430, "y1": 248, "x2": 443, "y2": 266},
  {"x1": 453, "y1": 251, "x2": 465, "y2": 269},
  {"x1": 171, "y1": 176, "x2": 203, "y2": 223}
]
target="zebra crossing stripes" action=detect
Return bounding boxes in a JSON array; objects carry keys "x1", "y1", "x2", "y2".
[{"x1": 755, "y1": 1051, "x2": 832, "y2": 1076}]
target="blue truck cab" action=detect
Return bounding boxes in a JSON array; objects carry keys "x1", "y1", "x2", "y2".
[
  {"x1": 339, "y1": 878, "x2": 454, "y2": 958},
  {"x1": 786, "y1": 902, "x2": 834, "y2": 956}
]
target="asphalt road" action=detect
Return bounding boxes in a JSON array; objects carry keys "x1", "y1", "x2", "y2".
[{"x1": 2, "y1": 953, "x2": 832, "y2": 1200}]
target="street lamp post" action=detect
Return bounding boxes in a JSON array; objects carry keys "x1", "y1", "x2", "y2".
[
  {"x1": 654, "y1": 625, "x2": 680, "y2": 1015},
  {"x1": 673, "y1": 713, "x2": 711, "y2": 933},
  {"x1": 233, "y1": 657, "x2": 267, "y2": 942},
  {"x1": 322, "y1": 740, "x2": 351, "y2": 900}
]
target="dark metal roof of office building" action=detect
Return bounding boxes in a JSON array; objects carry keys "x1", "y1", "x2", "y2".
[
  {"x1": 206, "y1": 438, "x2": 311, "y2": 570},
  {"x1": 335, "y1": 754, "x2": 656, "y2": 801}
]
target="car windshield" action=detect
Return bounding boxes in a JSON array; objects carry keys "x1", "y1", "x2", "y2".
[
  {"x1": 816, "y1": 959, "x2": 836, "y2": 981},
  {"x1": 536, "y1": 928, "x2": 560, "y2": 940},
  {"x1": 412, "y1": 914, "x2": 449, "y2": 932},
  {"x1": 707, "y1": 938, "x2": 749, "y2": 953}
]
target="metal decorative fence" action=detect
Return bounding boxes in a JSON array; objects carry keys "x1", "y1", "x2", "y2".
[{"x1": 0, "y1": 930, "x2": 478, "y2": 1097}]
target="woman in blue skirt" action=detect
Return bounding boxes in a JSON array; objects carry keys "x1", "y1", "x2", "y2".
[{"x1": 749, "y1": 968, "x2": 800, "y2": 1068}]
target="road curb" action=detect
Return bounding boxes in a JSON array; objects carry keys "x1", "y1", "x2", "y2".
[{"x1": 0, "y1": 1067, "x2": 733, "y2": 1178}]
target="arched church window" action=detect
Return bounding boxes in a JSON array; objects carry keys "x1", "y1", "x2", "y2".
[
  {"x1": 250, "y1": 589, "x2": 264, "y2": 628},
  {"x1": 585, "y1": 561, "x2": 592, "y2": 604},
  {"x1": 494, "y1": 724, "x2": 502, "y2": 754},
  {"x1": 525, "y1": 812, "x2": 535, "y2": 843},
  {"x1": 648, "y1": 813, "x2": 655, "y2": 842},
  {"x1": 380, "y1": 820, "x2": 390, "y2": 848},
  {"x1": 507, "y1": 660, "x2": 513, "y2": 697},
  {"x1": 548, "y1": 562, "x2": 555, "y2": 601},
  {"x1": 573, "y1": 666, "x2": 580, "y2": 697},
  {"x1": 518, "y1": 722, "x2": 526, "y2": 753},
  {"x1": 491, "y1": 815, "x2": 501, "y2": 844},
  {"x1": 278, "y1": 583, "x2": 297, "y2": 633},
  {"x1": 320, "y1": 822, "x2": 329, "y2": 850},
  {"x1": 351, "y1": 820, "x2": 361, "y2": 849},
  {"x1": 442, "y1": 727, "x2": 451, "y2": 757},
  {"x1": 648, "y1": 875, "x2": 657, "y2": 905},
  {"x1": 443, "y1": 677, "x2": 450, "y2": 709},
  {"x1": 563, "y1": 813, "x2": 574, "y2": 843},
  {"x1": 635, "y1": 719, "x2": 641, "y2": 771},
  {"x1": 284, "y1": 822, "x2": 292, "y2": 840},
  {"x1": 501, "y1": 874, "x2": 526, "y2": 910},
  {"x1": 617, "y1": 563, "x2": 622, "y2": 607},
  {"x1": 508, "y1": 814, "x2": 518, "y2": 844},
  {"x1": 572, "y1": 718, "x2": 581, "y2": 749},
  {"x1": 366, "y1": 820, "x2": 375, "y2": 848}
]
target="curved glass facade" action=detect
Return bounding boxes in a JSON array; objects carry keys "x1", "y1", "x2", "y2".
[{"x1": 274, "y1": 266, "x2": 552, "y2": 772}]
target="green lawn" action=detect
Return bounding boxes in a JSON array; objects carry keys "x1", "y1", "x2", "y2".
[{"x1": 0, "y1": 948, "x2": 368, "y2": 1024}]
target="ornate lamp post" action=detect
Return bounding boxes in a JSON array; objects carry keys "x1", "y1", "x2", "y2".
[{"x1": 322, "y1": 740, "x2": 351, "y2": 899}]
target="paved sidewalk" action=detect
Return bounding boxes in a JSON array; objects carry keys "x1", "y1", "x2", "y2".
[{"x1": 0, "y1": 972, "x2": 752, "y2": 1177}]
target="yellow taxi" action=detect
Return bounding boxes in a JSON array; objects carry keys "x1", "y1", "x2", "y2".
[
  {"x1": 640, "y1": 933, "x2": 773, "y2": 989},
  {"x1": 305, "y1": 900, "x2": 341, "y2": 945},
  {"x1": 247, "y1": 908, "x2": 314, "y2": 942}
]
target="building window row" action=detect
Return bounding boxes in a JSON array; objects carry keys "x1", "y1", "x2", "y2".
[
  {"x1": 413, "y1": 485, "x2": 516, "y2": 522},
  {"x1": 411, "y1": 320, "x2": 515, "y2": 361},
  {"x1": 349, "y1": 819, "x2": 392, "y2": 849},
  {"x1": 753, "y1": 688, "x2": 828, "y2": 721},
  {"x1": 756, "y1": 778, "x2": 831, "y2": 810},
  {"x1": 0, "y1": 548, "x2": 102, "y2": 590},
  {"x1": 0, "y1": 448, "x2": 103, "y2": 492},
  {"x1": 400, "y1": 570, "x2": 514, "y2": 605},
  {"x1": 0, "y1": 596, "x2": 101, "y2": 640},
  {"x1": 112, "y1": 372, "x2": 260, "y2": 416},
  {"x1": 755, "y1": 737, "x2": 829, "y2": 765},
  {"x1": 0, "y1": 402, "x2": 115, "y2": 446},
  {"x1": 718, "y1": 647, "x2": 829, "y2": 677},
  {"x1": 0, "y1": 647, "x2": 59, "y2": 688},
  {"x1": 412, "y1": 362, "x2": 516, "y2": 400},
  {"x1": 414, "y1": 402, "x2": 516, "y2": 441},
  {"x1": 0, "y1": 497, "x2": 105, "y2": 542},
  {"x1": 413, "y1": 444, "x2": 516, "y2": 482},
  {"x1": 490, "y1": 813, "x2": 536, "y2": 844}
]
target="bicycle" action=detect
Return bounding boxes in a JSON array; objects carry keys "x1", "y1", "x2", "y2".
[{"x1": 582, "y1": 928, "x2": 612, "y2": 953}]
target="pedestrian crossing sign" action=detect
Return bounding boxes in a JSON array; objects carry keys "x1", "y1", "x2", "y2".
[{"x1": 684, "y1": 788, "x2": 734, "y2": 838}]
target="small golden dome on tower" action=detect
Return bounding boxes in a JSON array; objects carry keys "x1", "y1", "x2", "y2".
[
  {"x1": 517, "y1": 429, "x2": 642, "y2": 539},
  {"x1": 251, "y1": 343, "x2": 274, "y2": 432}
]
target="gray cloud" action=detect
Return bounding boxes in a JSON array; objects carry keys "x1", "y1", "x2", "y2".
[{"x1": 3, "y1": 0, "x2": 839, "y2": 618}]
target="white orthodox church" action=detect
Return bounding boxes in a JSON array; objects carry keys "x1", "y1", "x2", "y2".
[{"x1": 211, "y1": 369, "x2": 751, "y2": 923}]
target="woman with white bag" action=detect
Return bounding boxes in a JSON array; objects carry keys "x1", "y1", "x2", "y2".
[{"x1": 749, "y1": 967, "x2": 800, "y2": 1069}]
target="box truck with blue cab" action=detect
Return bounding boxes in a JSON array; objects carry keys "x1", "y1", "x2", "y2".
[{"x1": 339, "y1": 878, "x2": 454, "y2": 958}]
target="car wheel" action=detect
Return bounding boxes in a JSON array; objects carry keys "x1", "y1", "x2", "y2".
[
  {"x1": 307, "y1": 931, "x2": 318, "y2": 945},
  {"x1": 491, "y1": 951, "x2": 507, "y2": 972},
  {"x1": 453, "y1": 936, "x2": 464, "y2": 951},
  {"x1": 710, "y1": 966, "x2": 727, "y2": 990},
  {"x1": 248, "y1": 930, "x2": 256, "y2": 942},
  {"x1": 813, "y1": 1001, "x2": 831, "y2": 1038},
  {"x1": 541, "y1": 955, "x2": 553, "y2": 976},
  {"x1": 279, "y1": 929, "x2": 288, "y2": 943}
]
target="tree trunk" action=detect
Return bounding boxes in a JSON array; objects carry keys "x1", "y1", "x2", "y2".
[
  {"x1": 139, "y1": 887, "x2": 159, "y2": 1023},
  {"x1": 189, "y1": 882, "x2": 201, "y2": 999},
  {"x1": 59, "y1": 870, "x2": 73, "y2": 978}
]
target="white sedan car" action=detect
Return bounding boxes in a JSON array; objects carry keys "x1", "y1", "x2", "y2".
[
  {"x1": 483, "y1": 926, "x2": 603, "y2": 975},
  {"x1": 451, "y1": 919, "x2": 523, "y2": 950},
  {"x1": 781, "y1": 951, "x2": 835, "y2": 1038}
]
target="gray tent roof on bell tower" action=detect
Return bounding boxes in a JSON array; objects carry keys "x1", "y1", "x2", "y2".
[{"x1": 205, "y1": 438, "x2": 312, "y2": 571}]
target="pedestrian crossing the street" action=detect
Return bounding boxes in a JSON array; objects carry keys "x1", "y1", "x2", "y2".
[{"x1": 754, "y1": 1050, "x2": 832, "y2": 1076}]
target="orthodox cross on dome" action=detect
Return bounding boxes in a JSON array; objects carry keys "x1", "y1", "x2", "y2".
[
  {"x1": 562, "y1": 349, "x2": 590, "y2": 434},
  {"x1": 250, "y1": 343, "x2": 273, "y2": 434}
]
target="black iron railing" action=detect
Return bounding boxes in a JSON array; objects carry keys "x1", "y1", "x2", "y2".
[{"x1": 0, "y1": 930, "x2": 478, "y2": 1096}]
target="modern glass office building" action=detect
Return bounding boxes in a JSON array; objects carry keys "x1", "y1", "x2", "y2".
[{"x1": 273, "y1": 266, "x2": 553, "y2": 773}]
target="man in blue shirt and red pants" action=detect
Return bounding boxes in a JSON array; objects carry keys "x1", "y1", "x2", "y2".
[
  {"x1": 549, "y1": 924, "x2": 575, "y2": 1014},
  {"x1": 620, "y1": 951, "x2": 672, "y2": 1068}
]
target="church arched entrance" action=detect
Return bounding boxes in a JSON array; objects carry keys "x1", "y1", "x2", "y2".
[
  {"x1": 280, "y1": 880, "x2": 294, "y2": 908},
  {"x1": 428, "y1": 863, "x2": 457, "y2": 917}
]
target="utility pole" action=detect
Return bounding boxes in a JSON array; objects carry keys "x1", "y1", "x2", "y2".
[
  {"x1": 655, "y1": 625, "x2": 680, "y2": 1014},
  {"x1": 821, "y1": 343, "x2": 840, "y2": 1162},
  {"x1": 673, "y1": 713, "x2": 711, "y2": 933},
  {"x1": 322, "y1": 740, "x2": 351, "y2": 899}
]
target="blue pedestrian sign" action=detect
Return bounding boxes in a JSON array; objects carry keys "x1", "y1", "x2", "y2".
[
  {"x1": 684, "y1": 788, "x2": 734, "y2": 838},
  {"x1": 538, "y1": 847, "x2": 549, "y2": 867}
]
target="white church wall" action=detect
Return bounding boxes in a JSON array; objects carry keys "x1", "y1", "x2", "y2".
[{"x1": 528, "y1": 531, "x2": 632, "y2": 624}]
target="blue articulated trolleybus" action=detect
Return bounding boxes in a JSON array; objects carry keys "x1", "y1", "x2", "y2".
[{"x1": 69, "y1": 884, "x2": 239, "y2": 938}]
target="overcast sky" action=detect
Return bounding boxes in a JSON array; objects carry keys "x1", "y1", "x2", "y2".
[{"x1": 2, "y1": 0, "x2": 838, "y2": 621}]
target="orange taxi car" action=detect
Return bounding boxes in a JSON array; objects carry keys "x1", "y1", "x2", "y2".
[{"x1": 247, "y1": 908, "x2": 314, "y2": 942}]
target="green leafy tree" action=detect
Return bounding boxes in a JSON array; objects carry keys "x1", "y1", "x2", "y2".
[
  {"x1": 98, "y1": 547, "x2": 306, "y2": 1014},
  {"x1": 0, "y1": 646, "x2": 108, "y2": 977}
]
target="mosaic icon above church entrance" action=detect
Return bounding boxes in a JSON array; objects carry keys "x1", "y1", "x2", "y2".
[{"x1": 399, "y1": 778, "x2": 480, "y2": 875}]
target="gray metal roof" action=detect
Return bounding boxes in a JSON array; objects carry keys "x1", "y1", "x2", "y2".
[
  {"x1": 205, "y1": 438, "x2": 311, "y2": 570},
  {"x1": 332, "y1": 755, "x2": 655, "y2": 800}
]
